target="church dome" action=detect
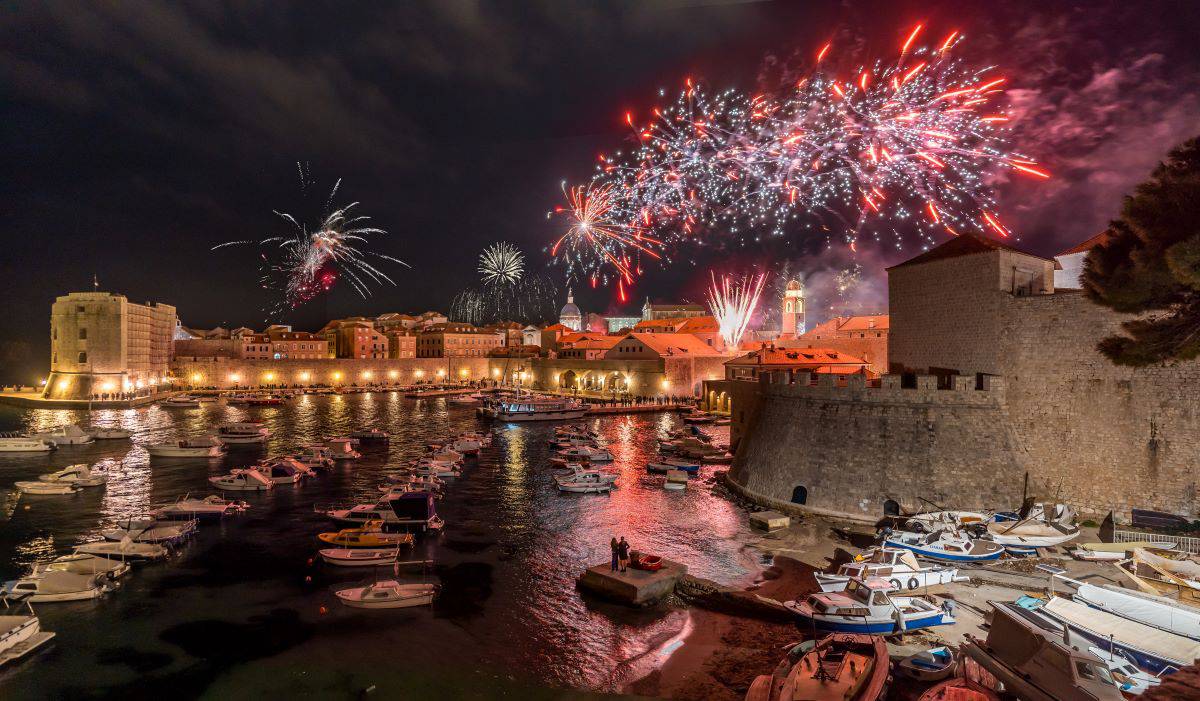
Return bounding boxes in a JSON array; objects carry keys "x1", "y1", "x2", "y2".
[
  {"x1": 786, "y1": 279, "x2": 803, "y2": 291},
  {"x1": 559, "y1": 301, "x2": 581, "y2": 318}
]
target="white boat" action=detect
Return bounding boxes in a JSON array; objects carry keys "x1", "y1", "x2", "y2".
[
  {"x1": 161, "y1": 395, "x2": 201, "y2": 408},
  {"x1": 556, "y1": 446, "x2": 613, "y2": 463},
  {"x1": 554, "y1": 465, "x2": 618, "y2": 484},
  {"x1": 225, "y1": 394, "x2": 253, "y2": 405},
  {"x1": 294, "y1": 446, "x2": 335, "y2": 471},
  {"x1": 426, "y1": 447, "x2": 463, "y2": 464},
  {"x1": 146, "y1": 437, "x2": 225, "y2": 458},
  {"x1": 215, "y1": 421, "x2": 270, "y2": 445},
  {"x1": 74, "y1": 537, "x2": 168, "y2": 562},
  {"x1": 493, "y1": 398, "x2": 586, "y2": 422},
  {"x1": 335, "y1": 581, "x2": 437, "y2": 609},
  {"x1": 0, "y1": 599, "x2": 55, "y2": 667},
  {"x1": 209, "y1": 468, "x2": 274, "y2": 491},
  {"x1": 1037, "y1": 595, "x2": 1198, "y2": 674},
  {"x1": 319, "y1": 548, "x2": 400, "y2": 567},
  {"x1": 253, "y1": 459, "x2": 306, "y2": 484},
  {"x1": 325, "y1": 438, "x2": 361, "y2": 460},
  {"x1": 450, "y1": 438, "x2": 482, "y2": 455},
  {"x1": 37, "y1": 464, "x2": 106, "y2": 487},
  {"x1": 317, "y1": 491, "x2": 440, "y2": 531},
  {"x1": 988, "y1": 516, "x2": 1080, "y2": 548},
  {"x1": 101, "y1": 518, "x2": 197, "y2": 545},
  {"x1": 350, "y1": 428, "x2": 389, "y2": 442},
  {"x1": 43, "y1": 553, "x2": 130, "y2": 580},
  {"x1": 814, "y1": 547, "x2": 970, "y2": 593},
  {"x1": 884, "y1": 529, "x2": 1005, "y2": 562},
  {"x1": 14, "y1": 482, "x2": 79, "y2": 496},
  {"x1": 154, "y1": 494, "x2": 249, "y2": 519},
  {"x1": 3, "y1": 569, "x2": 112, "y2": 602},
  {"x1": 30, "y1": 425, "x2": 93, "y2": 446},
  {"x1": 1071, "y1": 580, "x2": 1200, "y2": 640},
  {"x1": 904, "y1": 510, "x2": 993, "y2": 533},
  {"x1": 556, "y1": 471, "x2": 616, "y2": 494},
  {"x1": 1088, "y1": 646, "x2": 1164, "y2": 696},
  {"x1": 0, "y1": 434, "x2": 55, "y2": 453},
  {"x1": 88, "y1": 427, "x2": 131, "y2": 440},
  {"x1": 897, "y1": 645, "x2": 956, "y2": 682},
  {"x1": 784, "y1": 577, "x2": 954, "y2": 634}
]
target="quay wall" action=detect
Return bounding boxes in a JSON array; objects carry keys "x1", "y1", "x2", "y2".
[
  {"x1": 730, "y1": 374, "x2": 1029, "y2": 520},
  {"x1": 170, "y1": 357, "x2": 495, "y2": 388}
]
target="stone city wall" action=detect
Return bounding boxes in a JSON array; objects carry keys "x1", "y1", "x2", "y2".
[
  {"x1": 170, "y1": 357, "x2": 494, "y2": 388},
  {"x1": 729, "y1": 374, "x2": 1028, "y2": 522}
]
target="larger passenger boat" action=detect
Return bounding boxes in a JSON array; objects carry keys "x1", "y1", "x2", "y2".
[{"x1": 493, "y1": 397, "x2": 586, "y2": 422}]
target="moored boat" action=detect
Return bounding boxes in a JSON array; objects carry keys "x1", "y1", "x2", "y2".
[
  {"x1": 0, "y1": 598, "x2": 56, "y2": 667},
  {"x1": 319, "y1": 548, "x2": 401, "y2": 567},
  {"x1": 146, "y1": 437, "x2": 225, "y2": 458},
  {"x1": 493, "y1": 398, "x2": 586, "y2": 422},
  {"x1": 30, "y1": 425, "x2": 93, "y2": 445},
  {"x1": 74, "y1": 537, "x2": 168, "y2": 562},
  {"x1": 38, "y1": 463, "x2": 106, "y2": 487},
  {"x1": 14, "y1": 481, "x2": 79, "y2": 496},
  {"x1": 154, "y1": 494, "x2": 249, "y2": 519},
  {"x1": 161, "y1": 395, "x2": 201, "y2": 408},
  {"x1": 0, "y1": 434, "x2": 55, "y2": 453},
  {"x1": 350, "y1": 428, "x2": 389, "y2": 442},
  {"x1": 335, "y1": 581, "x2": 437, "y2": 609},
  {"x1": 317, "y1": 521, "x2": 414, "y2": 548},
  {"x1": 209, "y1": 469, "x2": 274, "y2": 491},
  {"x1": 88, "y1": 427, "x2": 131, "y2": 440},
  {"x1": 215, "y1": 421, "x2": 270, "y2": 445},
  {"x1": 3, "y1": 569, "x2": 112, "y2": 602}
]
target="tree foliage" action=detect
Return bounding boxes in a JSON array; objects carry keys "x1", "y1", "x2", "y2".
[{"x1": 1083, "y1": 136, "x2": 1200, "y2": 365}]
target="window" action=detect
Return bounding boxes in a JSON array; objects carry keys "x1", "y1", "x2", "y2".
[
  {"x1": 79, "y1": 328, "x2": 87, "y2": 340},
  {"x1": 52, "y1": 326, "x2": 57, "y2": 340},
  {"x1": 76, "y1": 305, "x2": 85, "y2": 313},
  {"x1": 78, "y1": 351, "x2": 88, "y2": 364}
]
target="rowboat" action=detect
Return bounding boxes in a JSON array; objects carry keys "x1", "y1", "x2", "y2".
[
  {"x1": 335, "y1": 581, "x2": 437, "y2": 609},
  {"x1": 745, "y1": 633, "x2": 889, "y2": 701},
  {"x1": 318, "y1": 548, "x2": 400, "y2": 567}
]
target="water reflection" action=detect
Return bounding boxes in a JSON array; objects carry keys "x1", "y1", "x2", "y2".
[{"x1": 0, "y1": 395, "x2": 754, "y2": 696}]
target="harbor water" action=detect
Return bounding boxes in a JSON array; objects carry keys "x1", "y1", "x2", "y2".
[{"x1": 0, "y1": 393, "x2": 757, "y2": 699}]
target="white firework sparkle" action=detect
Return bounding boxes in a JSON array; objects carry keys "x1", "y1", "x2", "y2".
[{"x1": 479, "y1": 242, "x2": 525, "y2": 287}]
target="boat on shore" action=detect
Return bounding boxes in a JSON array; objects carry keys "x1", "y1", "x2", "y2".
[
  {"x1": 883, "y1": 529, "x2": 1005, "y2": 562},
  {"x1": 815, "y1": 548, "x2": 969, "y2": 593},
  {"x1": 0, "y1": 434, "x2": 55, "y2": 453},
  {"x1": 785, "y1": 577, "x2": 954, "y2": 634},
  {"x1": 1030, "y1": 595, "x2": 1197, "y2": 674},
  {"x1": 0, "y1": 598, "x2": 56, "y2": 668},
  {"x1": 146, "y1": 437, "x2": 225, "y2": 458},
  {"x1": 917, "y1": 678, "x2": 1000, "y2": 701},
  {"x1": 335, "y1": 581, "x2": 437, "y2": 609},
  {"x1": 745, "y1": 632, "x2": 890, "y2": 701}
]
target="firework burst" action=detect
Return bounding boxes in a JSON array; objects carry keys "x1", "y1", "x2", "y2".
[
  {"x1": 214, "y1": 163, "x2": 407, "y2": 315},
  {"x1": 706, "y1": 271, "x2": 769, "y2": 349},
  {"x1": 554, "y1": 24, "x2": 1049, "y2": 290},
  {"x1": 479, "y1": 242, "x2": 525, "y2": 287}
]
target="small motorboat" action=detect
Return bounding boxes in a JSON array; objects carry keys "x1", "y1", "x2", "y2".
[
  {"x1": 146, "y1": 437, "x2": 225, "y2": 458},
  {"x1": 319, "y1": 548, "x2": 401, "y2": 567},
  {"x1": 555, "y1": 470, "x2": 616, "y2": 493},
  {"x1": 335, "y1": 581, "x2": 437, "y2": 609},
  {"x1": 30, "y1": 425, "x2": 93, "y2": 446},
  {"x1": 75, "y1": 537, "x2": 168, "y2": 562},
  {"x1": 917, "y1": 678, "x2": 1001, "y2": 701},
  {"x1": 987, "y1": 518, "x2": 1080, "y2": 548},
  {"x1": 556, "y1": 446, "x2": 613, "y2": 463},
  {"x1": 325, "y1": 438, "x2": 361, "y2": 460},
  {"x1": 898, "y1": 646, "x2": 956, "y2": 682},
  {"x1": 0, "y1": 598, "x2": 56, "y2": 667},
  {"x1": 784, "y1": 577, "x2": 954, "y2": 634},
  {"x1": 38, "y1": 464, "x2": 106, "y2": 487},
  {"x1": 317, "y1": 522, "x2": 414, "y2": 548},
  {"x1": 252, "y1": 460, "x2": 306, "y2": 485},
  {"x1": 294, "y1": 445, "x2": 335, "y2": 471},
  {"x1": 161, "y1": 395, "x2": 201, "y2": 408},
  {"x1": 14, "y1": 482, "x2": 79, "y2": 496},
  {"x1": 630, "y1": 554, "x2": 664, "y2": 571},
  {"x1": 3, "y1": 569, "x2": 113, "y2": 602},
  {"x1": 0, "y1": 434, "x2": 55, "y2": 453},
  {"x1": 884, "y1": 529, "x2": 1005, "y2": 562},
  {"x1": 88, "y1": 427, "x2": 131, "y2": 440},
  {"x1": 101, "y1": 518, "x2": 197, "y2": 545},
  {"x1": 745, "y1": 632, "x2": 889, "y2": 701},
  {"x1": 904, "y1": 510, "x2": 994, "y2": 533},
  {"x1": 215, "y1": 422, "x2": 270, "y2": 445},
  {"x1": 209, "y1": 469, "x2": 274, "y2": 491},
  {"x1": 43, "y1": 553, "x2": 130, "y2": 580},
  {"x1": 815, "y1": 548, "x2": 970, "y2": 593},
  {"x1": 350, "y1": 428, "x2": 389, "y2": 442},
  {"x1": 154, "y1": 494, "x2": 249, "y2": 519}
]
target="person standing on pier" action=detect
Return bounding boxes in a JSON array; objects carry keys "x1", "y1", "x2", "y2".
[
  {"x1": 617, "y1": 536, "x2": 630, "y2": 572},
  {"x1": 610, "y1": 537, "x2": 619, "y2": 572}
]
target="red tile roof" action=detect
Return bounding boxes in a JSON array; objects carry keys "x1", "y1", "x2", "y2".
[
  {"x1": 623, "y1": 333, "x2": 722, "y2": 357},
  {"x1": 1056, "y1": 230, "x2": 1112, "y2": 256},
  {"x1": 725, "y1": 347, "x2": 868, "y2": 368}
]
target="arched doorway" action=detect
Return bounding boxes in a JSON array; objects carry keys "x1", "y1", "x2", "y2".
[
  {"x1": 791, "y1": 485, "x2": 808, "y2": 505},
  {"x1": 883, "y1": 499, "x2": 900, "y2": 516},
  {"x1": 560, "y1": 370, "x2": 577, "y2": 389},
  {"x1": 606, "y1": 372, "x2": 628, "y2": 393}
]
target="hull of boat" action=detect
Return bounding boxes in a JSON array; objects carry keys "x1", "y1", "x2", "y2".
[
  {"x1": 496, "y1": 409, "x2": 587, "y2": 422},
  {"x1": 208, "y1": 480, "x2": 271, "y2": 491},
  {"x1": 884, "y1": 539, "x2": 1003, "y2": 562},
  {"x1": 319, "y1": 549, "x2": 399, "y2": 566},
  {"x1": 795, "y1": 610, "x2": 951, "y2": 634},
  {"x1": 21, "y1": 588, "x2": 106, "y2": 602},
  {"x1": 74, "y1": 545, "x2": 166, "y2": 561},
  {"x1": 816, "y1": 570, "x2": 965, "y2": 593},
  {"x1": 218, "y1": 436, "x2": 268, "y2": 445},
  {"x1": 336, "y1": 589, "x2": 435, "y2": 608},
  {"x1": 147, "y1": 447, "x2": 223, "y2": 457},
  {"x1": 14, "y1": 483, "x2": 77, "y2": 495},
  {"x1": 0, "y1": 443, "x2": 54, "y2": 453}
]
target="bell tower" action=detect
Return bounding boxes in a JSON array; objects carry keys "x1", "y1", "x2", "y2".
[{"x1": 781, "y1": 279, "x2": 805, "y2": 338}]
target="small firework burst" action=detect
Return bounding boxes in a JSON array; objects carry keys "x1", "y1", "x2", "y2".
[
  {"x1": 706, "y1": 271, "x2": 769, "y2": 349},
  {"x1": 479, "y1": 242, "x2": 525, "y2": 287}
]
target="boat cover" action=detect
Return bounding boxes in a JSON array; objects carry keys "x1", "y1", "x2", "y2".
[
  {"x1": 1043, "y1": 596, "x2": 1200, "y2": 665},
  {"x1": 1075, "y1": 583, "x2": 1200, "y2": 640},
  {"x1": 1133, "y1": 548, "x2": 1200, "y2": 586},
  {"x1": 31, "y1": 571, "x2": 99, "y2": 595}
]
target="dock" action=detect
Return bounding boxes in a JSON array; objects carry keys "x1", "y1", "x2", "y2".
[
  {"x1": 576, "y1": 558, "x2": 688, "y2": 606},
  {"x1": 583, "y1": 403, "x2": 688, "y2": 415}
]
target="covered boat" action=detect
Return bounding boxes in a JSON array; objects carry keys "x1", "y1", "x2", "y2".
[
  {"x1": 89, "y1": 427, "x2": 131, "y2": 440},
  {"x1": 1037, "y1": 595, "x2": 1197, "y2": 674},
  {"x1": 1073, "y1": 580, "x2": 1200, "y2": 640},
  {"x1": 3, "y1": 570, "x2": 112, "y2": 603},
  {"x1": 815, "y1": 548, "x2": 969, "y2": 593},
  {"x1": 253, "y1": 459, "x2": 306, "y2": 484},
  {"x1": 744, "y1": 633, "x2": 889, "y2": 701},
  {"x1": 146, "y1": 437, "x2": 225, "y2": 458},
  {"x1": 43, "y1": 554, "x2": 130, "y2": 580},
  {"x1": 75, "y1": 537, "x2": 168, "y2": 562},
  {"x1": 208, "y1": 468, "x2": 274, "y2": 491},
  {"x1": 14, "y1": 482, "x2": 78, "y2": 495},
  {"x1": 784, "y1": 577, "x2": 953, "y2": 634},
  {"x1": 154, "y1": 494, "x2": 249, "y2": 519},
  {"x1": 38, "y1": 463, "x2": 106, "y2": 487},
  {"x1": 30, "y1": 425, "x2": 93, "y2": 445}
]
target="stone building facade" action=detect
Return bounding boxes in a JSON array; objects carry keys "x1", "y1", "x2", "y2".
[
  {"x1": 729, "y1": 234, "x2": 1200, "y2": 521},
  {"x1": 172, "y1": 356, "x2": 493, "y2": 388},
  {"x1": 45, "y1": 291, "x2": 177, "y2": 399}
]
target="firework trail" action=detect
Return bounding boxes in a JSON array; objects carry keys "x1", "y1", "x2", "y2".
[
  {"x1": 479, "y1": 242, "x2": 525, "y2": 287},
  {"x1": 706, "y1": 271, "x2": 769, "y2": 349},
  {"x1": 554, "y1": 25, "x2": 1049, "y2": 289},
  {"x1": 213, "y1": 162, "x2": 408, "y2": 315}
]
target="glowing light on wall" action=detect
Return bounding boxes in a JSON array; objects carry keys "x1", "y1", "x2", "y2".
[
  {"x1": 332, "y1": 371, "x2": 342, "y2": 381},
  {"x1": 362, "y1": 371, "x2": 373, "y2": 380},
  {"x1": 57, "y1": 379, "x2": 70, "y2": 391},
  {"x1": 436, "y1": 369, "x2": 445, "y2": 378},
  {"x1": 661, "y1": 380, "x2": 671, "y2": 389},
  {"x1": 388, "y1": 370, "x2": 398, "y2": 379},
  {"x1": 229, "y1": 373, "x2": 241, "y2": 383},
  {"x1": 415, "y1": 369, "x2": 424, "y2": 378},
  {"x1": 459, "y1": 368, "x2": 467, "y2": 377},
  {"x1": 100, "y1": 381, "x2": 115, "y2": 392},
  {"x1": 264, "y1": 372, "x2": 275, "y2": 382},
  {"x1": 299, "y1": 372, "x2": 311, "y2": 382},
  {"x1": 191, "y1": 373, "x2": 202, "y2": 383}
]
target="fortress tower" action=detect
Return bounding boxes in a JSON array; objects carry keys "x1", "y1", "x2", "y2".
[{"x1": 781, "y1": 279, "x2": 805, "y2": 338}]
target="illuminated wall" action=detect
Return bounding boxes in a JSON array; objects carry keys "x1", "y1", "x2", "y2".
[{"x1": 171, "y1": 357, "x2": 493, "y2": 388}]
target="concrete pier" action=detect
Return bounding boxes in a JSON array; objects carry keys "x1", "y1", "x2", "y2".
[{"x1": 576, "y1": 558, "x2": 688, "y2": 606}]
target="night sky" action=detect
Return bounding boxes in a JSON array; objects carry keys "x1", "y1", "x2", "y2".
[{"x1": 3, "y1": 1, "x2": 1199, "y2": 382}]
